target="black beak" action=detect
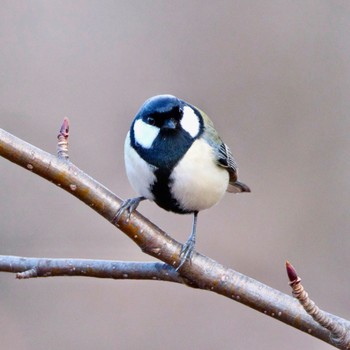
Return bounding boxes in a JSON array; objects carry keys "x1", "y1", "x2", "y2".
[{"x1": 163, "y1": 118, "x2": 177, "y2": 129}]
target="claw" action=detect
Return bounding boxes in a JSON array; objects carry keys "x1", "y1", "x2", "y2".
[
  {"x1": 176, "y1": 237, "x2": 195, "y2": 271},
  {"x1": 112, "y1": 196, "x2": 145, "y2": 225}
]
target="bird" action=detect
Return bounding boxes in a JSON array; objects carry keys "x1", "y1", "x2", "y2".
[{"x1": 115, "y1": 94, "x2": 250, "y2": 270}]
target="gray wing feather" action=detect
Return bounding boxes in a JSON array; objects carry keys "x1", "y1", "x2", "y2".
[{"x1": 217, "y1": 143, "x2": 238, "y2": 175}]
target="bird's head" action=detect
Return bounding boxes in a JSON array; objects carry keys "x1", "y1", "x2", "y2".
[{"x1": 130, "y1": 95, "x2": 203, "y2": 150}]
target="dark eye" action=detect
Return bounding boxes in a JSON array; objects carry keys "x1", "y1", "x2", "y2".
[{"x1": 147, "y1": 117, "x2": 155, "y2": 126}]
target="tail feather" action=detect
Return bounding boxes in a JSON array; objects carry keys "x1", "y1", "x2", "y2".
[{"x1": 227, "y1": 180, "x2": 251, "y2": 194}]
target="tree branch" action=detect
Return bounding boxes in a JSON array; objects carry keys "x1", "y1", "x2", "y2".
[
  {"x1": 1, "y1": 126, "x2": 350, "y2": 349},
  {"x1": 0, "y1": 255, "x2": 183, "y2": 283}
]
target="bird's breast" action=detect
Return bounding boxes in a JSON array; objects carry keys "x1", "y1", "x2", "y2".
[{"x1": 169, "y1": 138, "x2": 229, "y2": 212}]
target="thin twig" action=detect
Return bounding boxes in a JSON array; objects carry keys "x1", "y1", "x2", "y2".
[
  {"x1": 57, "y1": 117, "x2": 70, "y2": 160},
  {"x1": 286, "y1": 261, "x2": 350, "y2": 349}
]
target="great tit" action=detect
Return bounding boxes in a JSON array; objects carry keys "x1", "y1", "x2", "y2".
[{"x1": 115, "y1": 95, "x2": 250, "y2": 269}]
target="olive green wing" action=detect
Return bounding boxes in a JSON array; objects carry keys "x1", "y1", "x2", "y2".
[{"x1": 199, "y1": 109, "x2": 250, "y2": 193}]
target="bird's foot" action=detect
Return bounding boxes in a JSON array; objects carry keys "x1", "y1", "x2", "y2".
[
  {"x1": 176, "y1": 236, "x2": 196, "y2": 271},
  {"x1": 112, "y1": 196, "x2": 145, "y2": 225}
]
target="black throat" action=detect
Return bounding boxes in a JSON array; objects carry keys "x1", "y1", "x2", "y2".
[{"x1": 131, "y1": 129, "x2": 195, "y2": 213}]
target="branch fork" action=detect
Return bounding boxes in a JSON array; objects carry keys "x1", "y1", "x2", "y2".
[{"x1": 0, "y1": 118, "x2": 349, "y2": 349}]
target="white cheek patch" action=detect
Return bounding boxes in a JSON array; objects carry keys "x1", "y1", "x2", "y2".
[
  {"x1": 133, "y1": 119, "x2": 159, "y2": 149},
  {"x1": 125, "y1": 134, "x2": 155, "y2": 200},
  {"x1": 180, "y1": 106, "x2": 200, "y2": 138}
]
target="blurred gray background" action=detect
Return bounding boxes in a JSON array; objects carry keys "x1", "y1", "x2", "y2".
[{"x1": 1, "y1": 1, "x2": 350, "y2": 349}]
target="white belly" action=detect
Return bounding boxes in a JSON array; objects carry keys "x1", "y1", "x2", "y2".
[{"x1": 170, "y1": 138, "x2": 229, "y2": 212}]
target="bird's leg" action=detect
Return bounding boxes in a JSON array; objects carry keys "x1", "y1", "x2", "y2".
[
  {"x1": 112, "y1": 196, "x2": 146, "y2": 224},
  {"x1": 176, "y1": 211, "x2": 198, "y2": 271}
]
